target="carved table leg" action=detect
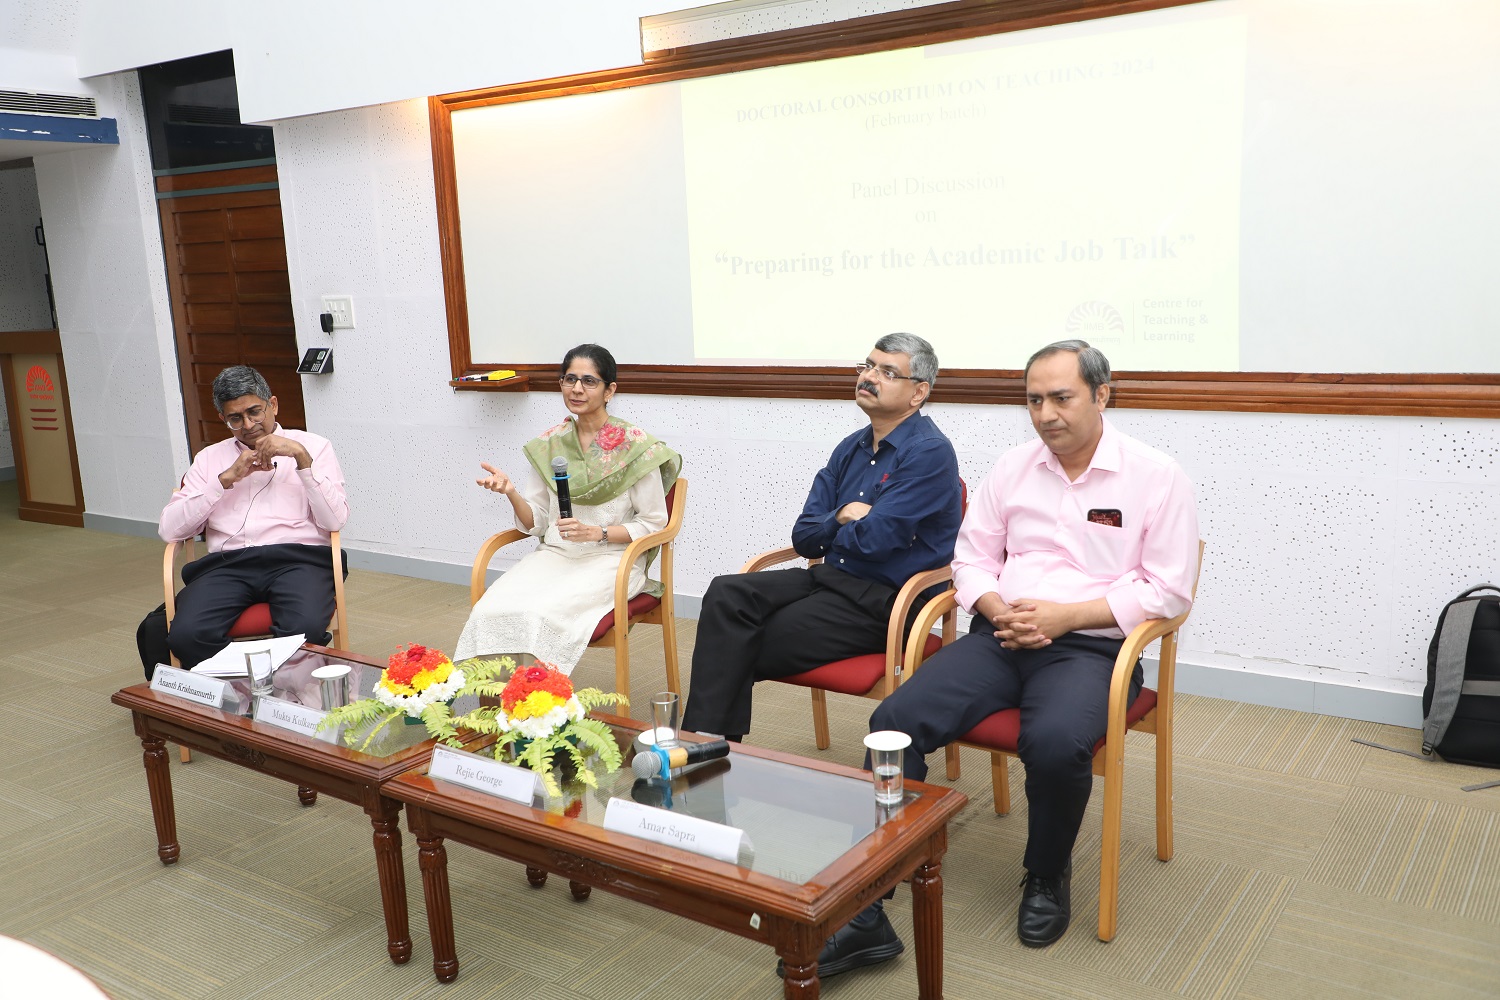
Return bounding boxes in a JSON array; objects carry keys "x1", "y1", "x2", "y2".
[
  {"x1": 141, "y1": 733, "x2": 180, "y2": 865},
  {"x1": 568, "y1": 880, "x2": 591, "y2": 901},
  {"x1": 367, "y1": 797, "x2": 412, "y2": 964},
  {"x1": 417, "y1": 831, "x2": 459, "y2": 983},
  {"x1": 911, "y1": 857, "x2": 945, "y2": 1000},
  {"x1": 297, "y1": 786, "x2": 318, "y2": 806},
  {"x1": 779, "y1": 956, "x2": 820, "y2": 999},
  {"x1": 526, "y1": 866, "x2": 548, "y2": 888}
]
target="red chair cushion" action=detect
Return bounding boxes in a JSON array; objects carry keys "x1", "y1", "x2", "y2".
[
  {"x1": 590, "y1": 593, "x2": 661, "y2": 643},
  {"x1": 776, "y1": 632, "x2": 944, "y2": 696},
  {"x1": 959, "y1": 686, "x2": 1159, "y2": 756},
  {"x1": 227, "y1": 603, "x2": 273, "y2": 637}
]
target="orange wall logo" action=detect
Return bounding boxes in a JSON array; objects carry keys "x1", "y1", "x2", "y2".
[
  {"x1": 26, "y1": 365, "x2": 55, "y2": 396},
  {"x1": 25, "y1": 364, "x2": 59, "y2": 430}
]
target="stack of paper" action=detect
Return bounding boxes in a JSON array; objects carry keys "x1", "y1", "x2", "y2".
[{"x1": 191, "y1": 634, "x2": 306, "y2": 677}]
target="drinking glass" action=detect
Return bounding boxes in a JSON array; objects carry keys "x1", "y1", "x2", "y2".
[
  {"x1": 864, "y1": 730, "x2": 912, "y2": 806},
  {"x1": 651, "y1": 691, "x2": 680, "y2": 749}
]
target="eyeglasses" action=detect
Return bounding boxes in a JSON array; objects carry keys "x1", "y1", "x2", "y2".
[
  {"x1": 855, "y1": 362, "x2": 922, "y2": 384},
  {"x1": 223, "y1": 404, "x2": 268, "y2": 429},
  {"x1": 559, "y1": 374, "x2": 605, "y2": 389}
]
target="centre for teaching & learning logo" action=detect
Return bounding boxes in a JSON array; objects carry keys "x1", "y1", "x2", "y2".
[{"x1": 1064, "y1": 301, "x2": 1124, "y2": 341}]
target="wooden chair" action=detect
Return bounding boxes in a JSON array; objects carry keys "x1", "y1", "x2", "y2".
[
  {"x1": 164, "y1": 532, "x2": 349, "y2": 657},
  {"x1": 165, "y1": 531, "x2": 349, "y2": 763},
  {"x1": 747, "y1": 548, "x2": 957, "y2": 750},
  {"x1": 905, "y1": 540, "x2": 1204, "y2": 942},
  {"x1": 469, "y1": 478, "x2": 686, "y2": 702},
  {"x1": 752, "y1": 481, "x2": 966, "y2": 750}
]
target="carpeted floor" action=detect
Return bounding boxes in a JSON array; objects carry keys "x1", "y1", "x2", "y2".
[{"x1": 1, "y1": 480, "x2": 1497, "y2": 999}]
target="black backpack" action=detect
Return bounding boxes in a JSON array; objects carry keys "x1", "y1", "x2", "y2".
[{"x1": 1422, "y1": 585, "x2": 1500, "y2": 767}]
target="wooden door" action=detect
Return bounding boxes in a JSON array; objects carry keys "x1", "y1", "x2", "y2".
[{"x1": 156, "y1": 163, "x2": 304, "y2": 455}]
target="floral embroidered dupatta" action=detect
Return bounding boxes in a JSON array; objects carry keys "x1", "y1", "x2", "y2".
[{"x1": 522, "y1": 416, "x2": 682, "y2": 593}]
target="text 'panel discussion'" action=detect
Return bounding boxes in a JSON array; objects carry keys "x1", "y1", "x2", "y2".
[{"x1": 1, "y1": 1, "x2": 1497, "y2": 998}]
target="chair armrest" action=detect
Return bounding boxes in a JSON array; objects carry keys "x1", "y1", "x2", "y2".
[
  {"x1": 162, "y1": 538, "x2": 198, "y2": 628},
  {"x1": 329, "y1": 530, "x2": 348, "y2": 648},
  {"x1": 886, "y1": 565, "x2": 952, "y2": 662},
  {"x1": 470, "y1": 529, "x2": 531, "y2": 606},
  {"x1": 611, "y1": 478, "x2": 689, "y2": 620},
  {"x1": 163, "y1": 541, "x2": 180, "y2": 627},
  {"x1": 904, "y1": 588, "x2": 958, "y2": 674},
  {"x1": 740, "y1": 545, "x2": 803, "y2": 573},
  {"x1": 1103, "y1": 610, "x2": 1191, "y2": 747}
]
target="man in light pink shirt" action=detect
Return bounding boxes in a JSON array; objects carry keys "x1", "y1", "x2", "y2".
[
  {"x1": 812, "y1": 341, "x2": 1198, "y2": 975},
  {"x1": 135, "y1": 365, "x2": 349, "y2": 676}
]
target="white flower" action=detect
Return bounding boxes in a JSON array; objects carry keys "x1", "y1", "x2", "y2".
[
  {"x1": 512, "y1": 703, "x2": 570, "y2": 740},
  {"x1": 373, "y1": 668, "x2": 466, "y2": 718}
]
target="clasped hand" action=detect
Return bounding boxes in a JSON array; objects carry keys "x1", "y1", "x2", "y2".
[
  {"x1": 221, "y1": 435, "x2": 309, "y2": 487},
  {"x1": 988, "y1": 598, "x2": 1075, "y2": 650}
]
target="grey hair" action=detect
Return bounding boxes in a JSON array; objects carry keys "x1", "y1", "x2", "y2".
[
  {"x1": 211, "y1": 365, "x2": 273, "y2": 413},
  {"x1": 1024, "y1": 339, "x2": 1111, "y2": 399},
  {"x1": 873, "y1": 332, "x2": 939, "y2": 388}
]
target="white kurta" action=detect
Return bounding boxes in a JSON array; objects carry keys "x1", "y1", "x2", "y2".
[{"x1": 453, "y1": 467, "x2": 669, "y2": 672}]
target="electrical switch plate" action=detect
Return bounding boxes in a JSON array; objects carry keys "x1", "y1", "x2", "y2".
[{"x1": 321, "y1": 295, "x2": 355, "y2": 330}]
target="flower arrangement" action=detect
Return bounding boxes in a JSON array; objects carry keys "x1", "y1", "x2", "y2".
[
  {"x1": 431, "y1": 657, "x2": 627, "y2": 797},
  {"x1": 375, "y1": 644, "x2": 465, "y2": 717},
  {"x1": 317, "y1": 644, "x2": 467, "y2": 751}
]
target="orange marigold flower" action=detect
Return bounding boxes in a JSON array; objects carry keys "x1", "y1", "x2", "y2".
[
  {"x1": 500, "y1": 662, "x2": 573, "y2": 712},
  {"x1": 386, "y1": 644, "x2": 451, "y2": 689}
]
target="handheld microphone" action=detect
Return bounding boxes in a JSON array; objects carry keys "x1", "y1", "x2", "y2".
[
  {"x1": 551, "y1": 456, "x2": 572, "y2": 518},
  {"x1": 631, "y1": 738, "x2": 731, "y2": 779}
]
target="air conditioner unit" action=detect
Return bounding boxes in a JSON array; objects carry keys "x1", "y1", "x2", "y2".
[{"x1": 0, "y1": 89, "x2": 100, "y2": 119}]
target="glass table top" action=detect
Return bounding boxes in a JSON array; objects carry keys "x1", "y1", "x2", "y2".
[
  {"x1": 218, "y1": 646, "x2": 480, "y2": 759},
  {"x1": 453, "y1": 727, "x2": 916, "y2": 885}
]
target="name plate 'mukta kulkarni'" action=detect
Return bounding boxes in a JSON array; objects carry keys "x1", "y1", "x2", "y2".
[
  {"x1": 253, "y1": 696, "x2": 334, "y2": 742},
  {"x1": 428, "y1": 744, "x2": 541, "y2": 804},
  {"x1": 603, "y1": 798, "x2": 748, "y2": 865},
  {"x1": 149, "y1": 664, "x2": 229, "y2": 709}
]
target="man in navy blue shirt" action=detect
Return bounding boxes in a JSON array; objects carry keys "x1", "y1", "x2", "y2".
[{"x1": 682, "y1": 333, "x2": 963, "y2": 747}]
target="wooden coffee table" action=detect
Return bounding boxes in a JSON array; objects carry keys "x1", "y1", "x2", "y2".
[
  {"x1": 386, "y1": 717, "x2": 967, "y2": 999},
  {"x1": 111, "y1": 645, "x2": 486, "y2": 965}
]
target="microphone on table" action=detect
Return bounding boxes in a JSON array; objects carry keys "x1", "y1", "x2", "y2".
[
  {"x1": 631, "y1": 738, "x2": 732, "y2": 779},
  {"x1": 551, "y1": 456, "x2": 572, "y2": 518}
]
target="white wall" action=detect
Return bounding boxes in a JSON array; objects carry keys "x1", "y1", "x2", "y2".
[
  {"x1": 270, "y1": 98, "x2": 1500, "y2": 728},
  {"x1": 75, "y1": 0, "x2": 658, "y2": 124},
  {"x1": 28, "y1": 70, "x2": 189, "y2": 520}
]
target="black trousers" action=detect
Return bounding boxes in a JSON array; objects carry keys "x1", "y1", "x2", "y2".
[
  {"x1": 136, "y1": 543, "x2": 343, "y2": 679},
  {"x1": 682, "y1": 563, "x2": 901, "y2": 737},
  {"x1": 869, "y1": 617, "x2": 1139, "y2": 877}
]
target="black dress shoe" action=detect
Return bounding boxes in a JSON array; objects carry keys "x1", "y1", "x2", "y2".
[
  {"x1": 776, "y1": 906, "x2": 904, "y2": 979},
  {"x1": 1017, "y1": 862, "x2": 1072, "y2": 948}
]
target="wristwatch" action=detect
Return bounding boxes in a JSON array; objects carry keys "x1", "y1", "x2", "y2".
[{"x1": 596, "y1": 526, "x2": 610, "y2": 546}]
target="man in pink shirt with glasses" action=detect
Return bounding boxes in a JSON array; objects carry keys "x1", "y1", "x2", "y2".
[
  {"x1": 135, "y1": 365, "x2": 349, "y2": 677},
  {"x1": 804, "y1": 340, "x2": 1198, "y2": 978}
]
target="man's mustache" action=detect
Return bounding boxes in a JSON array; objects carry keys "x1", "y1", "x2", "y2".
[{"x1": 857, "y1": 380, "x2": 880, "y2": 396}]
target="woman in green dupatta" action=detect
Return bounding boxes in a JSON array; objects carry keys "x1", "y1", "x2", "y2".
[{"x1": 453, "y1": 345, "x2": 681, "y2": 672}]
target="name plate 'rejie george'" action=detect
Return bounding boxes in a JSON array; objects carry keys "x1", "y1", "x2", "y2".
[
  {"x1": 253, "y1": 697, "x2": 333, "y2": 742},
  {"x1": 428, "y1": 745, "x2": 542, "y2": 804},
  {"x1": 603, "y1": 798, "x2": 747, "y2": 865},
  {"x1": 149, "y1": 664, "x2": 229, "y2": 709}
]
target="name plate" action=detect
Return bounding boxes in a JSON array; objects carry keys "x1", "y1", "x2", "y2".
[
  {"x1": 149, "y1": 664, "x2": 229, "y2": 709},
  {"x1": 253, "y1": 696, "x2": 333, "y2": 742},
  {"x1": 603, "y1": 798, "x2": 747, "y2": 865},
  {"x1": 429, "y1": 745, "x2": 541, "y2": 804}
]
